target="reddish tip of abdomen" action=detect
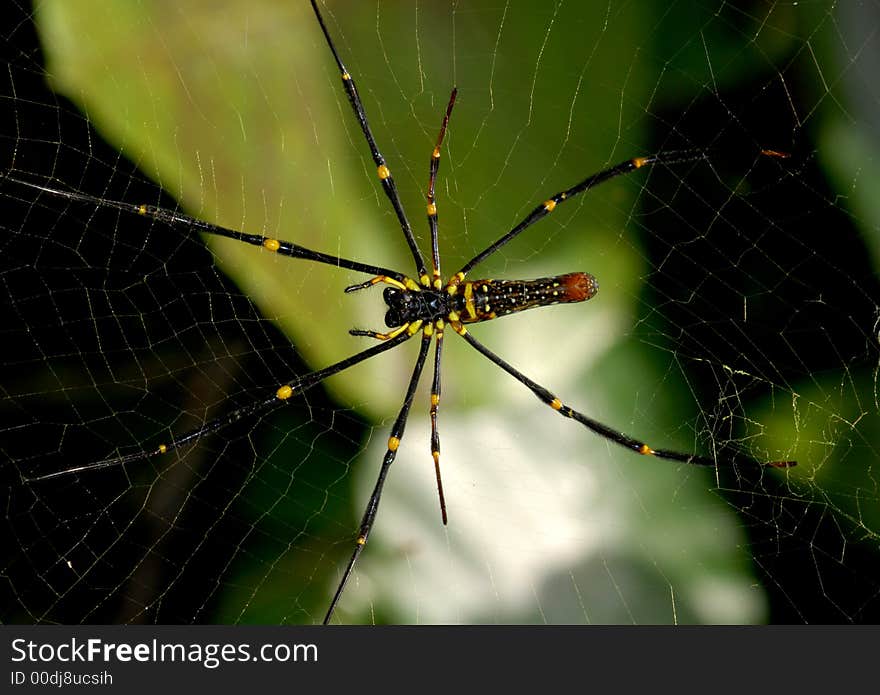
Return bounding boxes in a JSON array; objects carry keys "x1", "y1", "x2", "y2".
[{"x1": 560, "y1": 272, "x2": 598, "y2": 302}]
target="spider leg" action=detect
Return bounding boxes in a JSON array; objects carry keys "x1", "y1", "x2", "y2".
[
  {"x1": 2, "y1": 173, "x2": 405, "y2": 281},
  {"x1": 349, "y1": 323, "x2": 413, "y2": 341},
  {"x1": 454, "y1": 324, "x2": 796, "y2": 469},
  {"x1": 310, "y1": 0, "x2": 428, "y2": 283},
  {"x1": 21, "y1": 331, "x2": 413, "y2": 483},
  {"x1": 420, "y1": 89, "x2": 457, "y2": 524},
  {"x1": 324, "y1": 327, "x2": 432, "y2": 624},
  {"x1": 426, "y1": 88, "x2": 458, "y2": 290},
  {"x1": 456, "y1": 148, "x2": 789, "y2": 277},
  {"x1": 344, "y1": 275, "x2": 420, "y2": 294},
  {"x1": 429, "y1": 322, "x2": 448, "y2": 525}
]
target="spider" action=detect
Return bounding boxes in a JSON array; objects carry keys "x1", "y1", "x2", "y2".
[{"x1": 10, "y1": 0, "x2": 794, "y2": 624}]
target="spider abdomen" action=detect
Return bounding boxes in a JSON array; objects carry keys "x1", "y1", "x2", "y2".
[{"x1": 458, "y1": 272, "x2": 598, "y2": 323}]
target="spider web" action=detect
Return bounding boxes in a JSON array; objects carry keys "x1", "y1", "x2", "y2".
[{"x1": 2, "y1": 0, "x2": 878, "y2": 624}]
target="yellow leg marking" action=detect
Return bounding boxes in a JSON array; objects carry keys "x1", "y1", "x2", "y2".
[
  {"x1": 423, "y1": 323, "x2": 434, "y2": 337},
  {"x1": 405, "y1": 277, "x2": 422, "y2": 291},
  {"x1": 431, "y1": 393, "x2": 440, "y2": 406},
  {"x1": 394, "y1": 323, "x2": 413, "y2": 338},
  {"x1": 447, "y1": 310, "x2": 460, "y2": 322},
  {"x1": 388, "y1": 436, "x2": 400, "y2": 452},
  {"x1": 550, "y1": 398, "x2": 563, "y2": 410},
  {"x1": 375, "y1": 324, "x2": 411, "y2": 341},
  {"x1": 452, "y1": 322, "x2": 467, "y2": 336},
  {"x1": 352, "y1": 322, "x2": 419, "y2": 341},
  {"x1": 432, "y1": 146, "x2": 441, "y2": 159},
  {"x1": 378, "y1": 164, "x2": 391, "y2": 180},
  {"x1": 639, "y1": 444, "x2": 656, "y2": 456},
  {"x1": 262, "y1": 238, "x2": 280, "y2": 252},
  {"x1": 632, "y1": 156, "x2": 650, "y2": 168},
  {"x1": 356, "y1": 535, "x2": 366, "y2": 545},
  {"x1": 364, "y1": 275, "x2": 408, "y2": 291},
  {"x1": 342, "y1": 72, "x2": 351, "y2": 81},
  {"x1": 417, "y1": 274, "x2": 431, "y2": 288},
  {"x1": 276, "y1": 384, "x2": 294, "y2": 400},
  {"x1": 427, "y1": 202, "x2": 437, "y2": 216},
  {"x1": 446, "y1": 274, "x2": 465, "y2": 294},
  {"x1": 543, "y1": 199, "x2": 557, "y2": 212},
  {"x1": 137, "y1": 204, "x2": 147, "y2": 215},
  {"x1": 158, "y1": 443, "x2": 168, "y2": 454}
]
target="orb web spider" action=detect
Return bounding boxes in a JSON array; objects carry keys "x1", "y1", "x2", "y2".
[{"x1": 12, "y1": 0, "x2": 795, "y2": 624}]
